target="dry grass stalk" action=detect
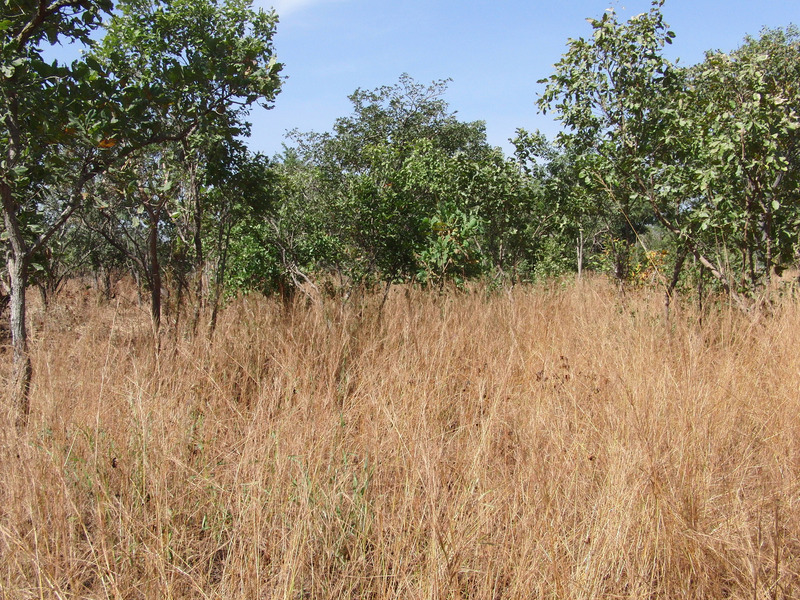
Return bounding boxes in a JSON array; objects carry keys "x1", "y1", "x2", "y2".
[{"x1": 0, "y1": 276, "x2": 798, "y2": 599}]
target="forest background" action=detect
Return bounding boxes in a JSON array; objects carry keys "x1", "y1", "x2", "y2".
[
  {"x1": 1, "y1": 0, "x2": 799, "y2": 419},
  {"x1": 0, "y1": 0, "x2": 797, "y2": 416}
]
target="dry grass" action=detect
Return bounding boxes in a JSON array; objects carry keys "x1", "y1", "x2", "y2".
[{"x1": 1, "y1": 276, "x2": 799, "y2": 599}]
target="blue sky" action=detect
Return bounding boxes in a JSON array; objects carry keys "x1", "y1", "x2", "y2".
[{"x1": 248, "y1": 0, "x2": 800, "y2": 158}]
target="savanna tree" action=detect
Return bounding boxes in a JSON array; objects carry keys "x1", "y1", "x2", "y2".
[
  {"x1": 537, "y1": 0, "x2": 679, "y2": 288},
  {"x1": 0, "y1": 0, "x2": 282, "y2": 426},
  {"x1": 93, "y1": 0, "x2": 282, "y2": 331},
  {"x1": 1, "y1": 0, "x2": 117, "y2": 425},
  {"x1": 539, "y1": 2, "x2": 800, "y2": 307},
  {"x1": 280, "y1": 75, "x2": 537, "y2": 290},
  {"x1": 655, "y1": 27, "x2": 800, "y2": 297}
]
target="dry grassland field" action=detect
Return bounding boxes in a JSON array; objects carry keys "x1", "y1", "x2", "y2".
[{"x1": 1, "y1": 277, "x2": 799, "y2": 599}]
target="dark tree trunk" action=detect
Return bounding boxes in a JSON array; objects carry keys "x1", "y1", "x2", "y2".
[
  {"x1": 763, "y1": 196, "x2": 774, "y2": 291},
  {"x1": 664, "y1": 245, "x2": 688, "y2": 323},
  {"x1": 207, "y1": 222, "x2": 232, "y2": 338},
  {"x1": 191, "y1": 162, "x2": 204, "y2": 334},
  {"x1": 101, "y1": 265, "x2": 112, "y2": 301},
  {"x1": 148, "y1": 217, "x2": 162, "y2": 332}
]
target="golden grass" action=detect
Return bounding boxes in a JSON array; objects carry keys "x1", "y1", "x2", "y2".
[{"x1": 1, "y1": 276, "x2": 799, "y2": 599}]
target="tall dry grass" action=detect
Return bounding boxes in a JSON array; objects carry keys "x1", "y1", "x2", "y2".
[{"x1": 1, "y1": 277, "x2": 799, "y2": 599}]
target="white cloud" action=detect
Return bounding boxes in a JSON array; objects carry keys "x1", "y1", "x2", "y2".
[{"x1": 262, "y1": 0, "x2": 347, "y2": 17}]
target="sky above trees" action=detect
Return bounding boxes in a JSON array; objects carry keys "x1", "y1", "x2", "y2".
[
  {"x1": 40, "y1": 1, "x2": 800, "y2": 156},
  {"x1": 248, "y1": 0, "x2": 800, "y2": 156}
]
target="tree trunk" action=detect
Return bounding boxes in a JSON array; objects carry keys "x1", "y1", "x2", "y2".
[
  {"x1": 2, "y1": 181, "x2": 32, "y2": 427},
  {"x1": 191, "y1": 161, "x2": 204, "y2": 334},
  {"x1": 101, "y1": 265, "x2": 112, "y2": 301},
  {"x1": 149, "y1": 218, "x2": 162, "y2": 332},
  {"x1": 7, "y1": 251, "x2": 31, "y2": 428},
  {"x1": 664, "y1": 245, "x2": 688, "y2": 323},
  {"x1": 208, "y1": 222, "x2": 232, "y2": 338},
  {"x1": 763, "y1": 198, "x2": 773, "y2": 291},
  {"x1": 697, "y1": 263, "x2": 706, "y2": 326},
  {"x1": 2, "y1": 88, "x2": 30, "y2": 427}
]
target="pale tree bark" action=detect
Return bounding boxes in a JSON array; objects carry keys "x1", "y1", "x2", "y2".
[
  {"x1": 1, "y1": 182, "x2": 32, "y2": 428},
  {"x1": 7, "y1": 254, "x2": 31, "y2": 427},
  {"x1": 1, "y1": 85, "x2": 32, "y2": 427}
]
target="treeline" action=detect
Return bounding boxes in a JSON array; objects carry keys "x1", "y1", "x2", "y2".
[{"x1": 2, "y1": 0, "x2": 800, "y2": 423}]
